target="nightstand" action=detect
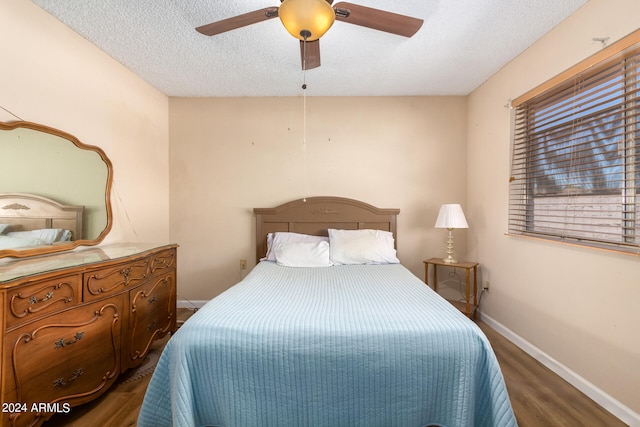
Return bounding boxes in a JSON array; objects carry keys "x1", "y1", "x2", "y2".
[{"x1": 424, "y1": 258, "x2": 479, "y2": 319}]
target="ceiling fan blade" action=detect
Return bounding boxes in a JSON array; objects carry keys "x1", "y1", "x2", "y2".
[
  {"x1": 196, "y1": 7, "x2": 279, "y2": 36},
  {"x1": 300, "y1": 40, "x2": 321, "y2": 70},
  {"x1": 333, "y1": 2, "x2": 423, "y2": 37}
]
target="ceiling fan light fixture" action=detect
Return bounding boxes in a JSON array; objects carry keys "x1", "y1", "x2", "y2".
[{"x1": 279, "y1": 0, "x2": 335, "y2": 41}]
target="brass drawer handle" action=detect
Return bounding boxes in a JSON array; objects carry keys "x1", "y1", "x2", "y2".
[
  {"x1": 29, "y1": 291, "x2": 54, "y2": 304},
  {"x1": 54, "y1": 331, "x2": 85, "y2": 349},
  {"x1": 148, "y1": 293, "x2": 158, "y2": 304},
  {"x1": 146, "y1": 320, "x2": 158, "y2": 331},
  {"x1": 53, "y1": 368, "x2": 84, "y2": 388},
  {"x1": 121, "y1": 267, "x2": 132, "y2": 280}
]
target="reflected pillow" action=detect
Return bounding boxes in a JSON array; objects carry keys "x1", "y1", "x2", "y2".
[
  {"x1": 0, "y1": 235, "x2": 43, "y2": 250},
  {"x1": 6, "y1": 228, "x2": 68, "y2": 244},
  {"x1": 264, "y1": 232, "x2": 329, "y2": 261},
  {"x1": 328, "y1": 228, "x2": 400, "y2": 265},
  {"x1": 274, "y1": 241, "x2": 332, "y2": 267}
]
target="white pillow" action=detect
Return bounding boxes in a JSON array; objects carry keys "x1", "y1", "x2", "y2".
[
  {"x1": 0, "y1": 235, "x2": 43, "y2": 250},
  {"x1": 6, "y1": 228, "x2": 66, "y2": 244},
  {"x1": 0, "y1": 224, "x2": 9, "y2": 235},
  {"x1": 274, "y1": 241, "x2": 333, "y2": 267},
  {"x1": 328, "y1": 229, "x2": 400, "y2": 265},
  {"x1": 264, "y1": 232, "x2": 329, "y2": 261}
]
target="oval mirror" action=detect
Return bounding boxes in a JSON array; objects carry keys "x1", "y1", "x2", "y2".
[{"x1": 0, "y1": 121, "x2": 113, "y2": 258}]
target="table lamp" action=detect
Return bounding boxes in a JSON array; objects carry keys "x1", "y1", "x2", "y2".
[{"x1": 434, "y1": 204, "x2": 468, "y2": 264}]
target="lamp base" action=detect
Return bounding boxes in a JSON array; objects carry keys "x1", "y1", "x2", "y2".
[{"x1": 442, "y1": 228, "x2": 458, "y2": 264}]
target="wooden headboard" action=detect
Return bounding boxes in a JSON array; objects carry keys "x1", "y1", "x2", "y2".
[
  {"x1": 0, "y1": 193, "x2": 84, "y2": 240},
  {"x1": 254, "y1": 197, "x2": 400, "y2": 263}
]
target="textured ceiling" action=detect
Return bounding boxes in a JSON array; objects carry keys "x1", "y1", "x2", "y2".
[{"x1": 32, "y1": 0, "x2": 588, "y2": 97}]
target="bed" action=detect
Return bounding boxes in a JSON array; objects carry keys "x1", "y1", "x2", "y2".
[
  {"x1": 0, "y1": 193, "x2": 83, "y2": 250},
  {"x1": 138, "y1": 197, "x2": 517, "y2": 427}
]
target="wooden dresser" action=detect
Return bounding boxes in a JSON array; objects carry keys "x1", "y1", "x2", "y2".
[{"x1": 0, "y1": 243, "x2": 177, "y2": 427}]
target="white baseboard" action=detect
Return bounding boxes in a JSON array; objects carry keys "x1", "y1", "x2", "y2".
[
  {"x1": 480, "y1": 311, "x2": 640, "y2": 427},
  {"x1": 177, "y1": 299, "x2": 208, "y2": 310}
]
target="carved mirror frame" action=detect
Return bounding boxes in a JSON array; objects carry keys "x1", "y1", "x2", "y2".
[{"x1": 0, "y1": 121, "x2": 113, "y2": 258}]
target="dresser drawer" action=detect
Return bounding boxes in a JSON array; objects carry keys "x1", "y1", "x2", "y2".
[
  {"x1": 6, "y1": 274, "x2": 81, "y2": 330},
  {"x1": 83, "y1": 258, "x2": 149, "y2": 301},
  {"x1": 149, "y1": 248, "x2": 176, "y2": 278},
  {"x1": 3, "y1": 298, "x2": 122, "y2": 427},
  {"x1": 126, "y1": 272, "x2": 176, "y2": 368}
]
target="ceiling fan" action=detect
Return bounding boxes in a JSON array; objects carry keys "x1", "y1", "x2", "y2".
[{"x1": 195, "y1": 0, "x2": 423, "y2": 70}]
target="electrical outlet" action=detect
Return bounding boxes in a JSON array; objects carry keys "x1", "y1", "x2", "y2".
[
  {"x1": 239, "y1": 259, "x2": 247, "y2": 270},
  {"x1": 483, "y1": 281, "x2": 490, "y2": 292}
]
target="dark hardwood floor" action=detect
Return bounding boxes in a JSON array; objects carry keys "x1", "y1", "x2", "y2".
[
  {"x1": 476, "y1": 322, "x2": 626, "y2": 427},
  {"x1": 44, "y1": 309, "x2": 626, "y2": 426}
]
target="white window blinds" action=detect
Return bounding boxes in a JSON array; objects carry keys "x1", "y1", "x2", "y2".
[{"x1": 509, "y1": 31, "x2": 640, "y2": 254}]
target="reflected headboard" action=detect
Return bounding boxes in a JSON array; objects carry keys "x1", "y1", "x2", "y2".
[
  {"x1": 253, "y1": 197, "x2": 400, "y2": 263},
  {"x1": 0, "y1": 193, "x2": 84, "y2": 240}
]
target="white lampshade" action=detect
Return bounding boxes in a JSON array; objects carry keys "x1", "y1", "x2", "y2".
[
  {"x1": 434, "y1": 204, "x2": 468, "y2": 264},
  {"x1": 434, "y1": 204, "x2": 469, "y2": 229}
]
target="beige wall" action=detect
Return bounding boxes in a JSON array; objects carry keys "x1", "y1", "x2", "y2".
[
  {"x1": 468, "y1": 0, "x2": 640, "y2": 418},
  {"x1": 169, "y1": 96, "x2": 468, "y2": 300},
  {"x1": 0, "y1": 0, "x2": 170, "y2": 246}
]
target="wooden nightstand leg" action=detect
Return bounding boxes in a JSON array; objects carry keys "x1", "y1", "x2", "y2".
[
  {"x1": 465, "y1": 268, "x2": 471, "y2": 316},
  {"x1": 433, "y1": 265, "x2": 438, "y2": 292},
  {"x1": 473, "y1": 266, "x2": 478, "y2": 307},
  {"x1": 424, "y1": 263, "x2": 429, "y2": 287}
]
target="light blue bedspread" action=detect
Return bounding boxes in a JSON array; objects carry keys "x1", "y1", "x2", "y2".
[{"x1": 138, "y1": 262, "x2": 517, "y2": 427}]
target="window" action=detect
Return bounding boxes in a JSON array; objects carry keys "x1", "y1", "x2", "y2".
[{"x1": 509, "y1": 30, "x2": 640, "y2": 254}]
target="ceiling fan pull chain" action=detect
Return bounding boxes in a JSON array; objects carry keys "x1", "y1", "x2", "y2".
[
  {"x1": 302, "y1": 86, "x2": 308, "y2": 202},
  {"x1": 296, "y1": 32, "x2": 306, "y2": 202},
  {"x1": 301, "y1": 34, "x2": 308, "y2": 202}
]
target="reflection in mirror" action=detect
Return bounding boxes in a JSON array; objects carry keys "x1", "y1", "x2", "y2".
[{"x1": 0, "y1": 121, "x2": 113, "y2": 258}]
